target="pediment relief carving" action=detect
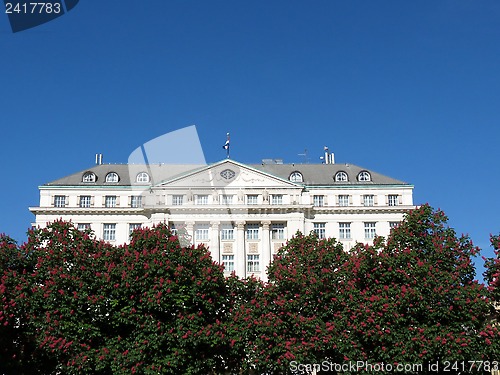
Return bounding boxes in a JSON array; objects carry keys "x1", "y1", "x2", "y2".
[{"x1": 159, "y1": 162, "x2": 294, "y2": 189}]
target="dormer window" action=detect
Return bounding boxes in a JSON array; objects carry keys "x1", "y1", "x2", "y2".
[
  {"x1": 82, "y1": 172, "x2": 96, "y2": 183},
  {"x1": 358, "y1": 171, "x2": 371, "y2": 182},
  {"x1": 105, "y1": 172, "x2": 119, "y2": 183},
  {"x1": 334, "y1": 171, "x2": 348, "y2": 182},
  {"x1": 289, "y1": 171, "x2": 303, "y2": 182},
  {"x1": 136, "y1": 172, "x2": 150, "y2": 183}
]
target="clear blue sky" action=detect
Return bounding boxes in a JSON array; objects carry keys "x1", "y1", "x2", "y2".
[{"x1": 1, "y1": 1, "x2": 498, "y2": 280}]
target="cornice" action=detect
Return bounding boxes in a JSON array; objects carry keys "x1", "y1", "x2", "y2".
[
  {"x1": 29, "y1": 204, "x2": 415, "y2": 216},
  {"x1": 28, "y1": 207, "x2": 146, "y2": 215}
]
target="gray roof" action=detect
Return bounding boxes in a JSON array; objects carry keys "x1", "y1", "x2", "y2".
[
  {"x1": 45, "y1": 164, "x2": 205, "y2": 187},
  {"x1": 44, "y1": 160, "x2": 409, "y2": 187},
  {"x1": 250, "y1": 163, "x2": 407, "y2": 186}
]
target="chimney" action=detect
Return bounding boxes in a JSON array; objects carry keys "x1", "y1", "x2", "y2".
[
  {"x1": 323, "y1": 147, "x2": 335, "y2": 164},
  {"x1": 95, "y1": 153, "x2": 103, "y2": 165}
]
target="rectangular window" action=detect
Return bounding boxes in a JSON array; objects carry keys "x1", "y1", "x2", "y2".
[
  {"x1": 339, "y1": 223, "x2": 351, "y2": 239},
  {"x1": 389, "y1": 222, "x2": 400, "y2": 230},
  {"x1": 195, "y1": 195, "x2": 208, "y2": 205},
  {"x1": 364, "y1": 222, "x2": 376, "y2": 239},
  {"x1": 338, "y1": 195, "x2": 349, "y2": 207},
  {"x1": 129, "y1": 223, "x2": 141, "y2": 237},
  {"x1": 247, "y1": 254, "x2": 260, "y2": 272},
  {"x1": 131, "y1": 196, "x2": 142, "y2": 208},
  {"x1": 246, "y1": 223, "x2": 259, "y2": 240},
  {"x1": 388, "y1": 195, "x2": 399, "y2": 206},
  {"x1": 79, "y1": 196, "x2": 91, "y2": 208},
  {"x1": 77, "y1": 223, "x2": 91, "y2": 231},
  {"x1": 363, "y1": 195, "x2": 374, "y2": 207},
  {"x1": 195, "y1": 224, "x2": 209, "y2": 241},
  {"x1": 220, "y1": 195, "x2": 234, "y2": 205},
  {"x1": 222, "y1": 255, "x2": 234, "y2": 272},
  {"x1": 271, "y1": 223, "x2": 285, "y2": 240},
  {"x1": 170, "y1": 223, "x2": 178, "y2": 235},
  {"x1": 313, "y1": 195, "x2": 324, "y2": 207},
  {"x1": 246, "y1": 195, "x2": 258, "y2": 205},
  {"x1": 54, "y1": 195, "x2": 66, "y2": 208},
  {"x1": 271, "y1": 194, "x2": 283, "y2": 205},
  {"x1": 220, "y1": 224, "x2": 234, "y2": 240},
  {"x1": 103, "y1": 224, "x2": 116, "y2": 241},
  {"x1": 105, "y1": 196, "x2": 116, "y2": 208},
  {"x1": 172, "y1": 195, "x2": 184, "y2": 206},
  {"x1": 313, "y1": 223, "x2": 326, "y2": 239}
]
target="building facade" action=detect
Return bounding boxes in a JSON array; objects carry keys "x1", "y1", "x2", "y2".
[{"x1": 30, "y1": 158, "x2": 414, "y2": 281}]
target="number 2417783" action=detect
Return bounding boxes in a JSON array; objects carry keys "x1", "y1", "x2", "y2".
[{"x1": 5, "y1": 2, "x2": 62, "y2": 14}]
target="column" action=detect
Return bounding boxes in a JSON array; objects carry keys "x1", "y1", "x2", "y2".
[
  {"x1": 261, "y1": 221, "x2": 271, "y2": 282},
  {"x1": 210, "y1": 221, "x2": 220, "y2": 265},
  {"x1": 235, "y1": 221, "x2": 246, "y2": 278}
]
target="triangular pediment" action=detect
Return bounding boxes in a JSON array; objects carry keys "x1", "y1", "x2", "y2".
[{"x1": 156, "y1": 160, "x2": 301, "y2": 189}]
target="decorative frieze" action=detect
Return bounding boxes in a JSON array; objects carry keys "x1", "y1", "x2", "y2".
[
  {"x1": 223, "y1": 243, "x2": 233, "y2": 254},
  {"x1": 248, "y1": 243, "x2": 259, "y2": 253}
]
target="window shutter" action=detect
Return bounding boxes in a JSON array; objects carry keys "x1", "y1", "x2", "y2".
[
  {"x1": 374, "y1": 195, "x2": 378, "y2": 205},
  {"x1": 398, "y1": 195, "x2": 403, "y2": 205},
  {"x1": 385, "y1": 195, "x2": 389, "y2": 205},
  {"x1": 65, "y1": 196, "x2": 69, "y2": 206},
  {"x1": 116, "y1": 196, "x2": 120, "y2": 207},
  {"x1": 76, "y1": 196, "x2": 80, "y2": 206},
  {"x1": 91, "y1": 196, "x2": 95, "y2": 207}
]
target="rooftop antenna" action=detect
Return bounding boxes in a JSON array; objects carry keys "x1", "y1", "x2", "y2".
[{"x1": 298, "y1": 148, "x2": 309, "y2": 163}]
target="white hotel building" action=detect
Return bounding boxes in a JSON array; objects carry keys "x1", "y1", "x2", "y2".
[{"x1": 30, "y1": 156, "x2": 414, "y2": 281}]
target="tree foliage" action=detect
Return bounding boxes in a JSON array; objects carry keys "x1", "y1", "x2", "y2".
[
  {"x1": 0, "y1": 234, "x2": 39, "y2": 375},
  {"x1": 338, "y1": 205, "x2": 499, "y2": 372},
  {"x1": 232, "y1": 234, "x2": 348, "y2": 373},
  {"x1": 1, "y1": 222, "x2": 229, "y2": 374},
  {"x1": 1, "y1": 206, "x2": 499, "y2": 374},
  {"x1": 484, "y1": 234, "x2": 500, "y2": 304},
  {"x1": 229, "y1": 205, "x2": 499, "y2": 374}
]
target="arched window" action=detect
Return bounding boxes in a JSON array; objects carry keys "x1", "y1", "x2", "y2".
[
  {"x1": 136, "y1": 172, "x2": 150, "y2": 183},
  {"x1": 358, "y1": 171, "x2": 371, "y2": 182},
  {"x1": 334, "y1": 171, "x2": 348, "y2": 182},
  {"x1": 289, "y1": 171, "x2": 303, "y2": 183},
  {"x1": 105, "y1": 172, "x2": 119, "y2": 183},
  {"x1": 82, "y1": 172, "x2": 96, "y2": 183}
]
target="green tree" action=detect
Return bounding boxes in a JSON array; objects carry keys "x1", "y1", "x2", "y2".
[
  {"x1": 223, "y1": 274, "x2": 264, "y2": 373},
  {"x1": 232, "y1": 233, "x2": 349, "y2": 374},
  {"x1": 234, "y1": 205, "x2": 500, "y2": 374},
  {"x1": 0, "y1": 221, "x2": 231, "y2": 374},
  {"x1": 2, "y1": 210, "x2": 499, "y2": 374},
  {"x1": 0, "y1": 234, "x2": 36, "y2": 375},
  {"x1": 484, "y1": 234, "x2": 500, "y2": 304},
  {"x1": 339, "y1": 205, "x2": 499, "y2": 373}
]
